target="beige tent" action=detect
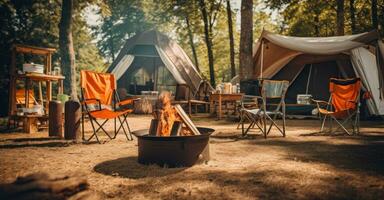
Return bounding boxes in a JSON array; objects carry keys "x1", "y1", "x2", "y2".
[
  {"x1": 107, "y1": 30, "x2": 203, "y2": 95},
  {"x1": 249, "y1": 30, "x2": 384, "y2": 115}
]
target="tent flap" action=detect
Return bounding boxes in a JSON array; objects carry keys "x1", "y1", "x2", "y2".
[{"x1": 111, "y1": 55, "x2": 135, "y2": 80}]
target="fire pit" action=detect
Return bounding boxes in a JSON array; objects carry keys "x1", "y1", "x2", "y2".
[{"x1": 133, "y1": 127, "x2": 214, "y2": 167}]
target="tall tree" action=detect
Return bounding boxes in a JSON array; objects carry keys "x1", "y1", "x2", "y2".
[
  {"x1": 349, "y1": 0, "x2": 356, "y2": 33},
  {"x1": 336, "y1": 0, "x2": 345, "y2": 35},
  {"x1": 371, "y1": 0, "x2": 378, "y2": 29},
  {"x1": 198, "y1": 0, "x2": 218, "y2": 87},
  {"x1": 239, "y1": 0, "x2": 253, "y2": 80},
  {"x1": 59, "y1": 0, "x2": 77, "y2": 99},
  {"x1": 226, "y1": 0, "x2": 236, "y2": 78},
  {"x1": 185, "y1": 15, "x2": 200, "y2": 71}
]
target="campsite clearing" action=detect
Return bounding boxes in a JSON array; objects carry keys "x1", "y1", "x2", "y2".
[{"x1": 0, "y1": 115, "x2": 383, "y2": 199}]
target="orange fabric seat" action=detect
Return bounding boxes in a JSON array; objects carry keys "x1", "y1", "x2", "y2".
[{"x1": 89, "y1": 109, "x2": 133, "y2": 119}]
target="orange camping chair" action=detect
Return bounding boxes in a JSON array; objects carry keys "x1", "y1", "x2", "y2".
[
  {"x1": 16, "y1": 89, "x2": 38, "y2": 107},
  {"x1": 313, "y1": 78, "x2": 361, "y2": 135},
  {"x1": 80, "y1": 70, "x2": 136, "y2": 143}
]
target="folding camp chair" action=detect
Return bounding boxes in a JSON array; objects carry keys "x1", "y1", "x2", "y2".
[
  {"x1": 240, "y1": 80, "x2": 289, "y2": 138},
  {"x1": 15, "y1": 89, "x2": 38, "y2": 107},
  {"x1": 172, "y1": 84, "x2": 209, "y2": 116},
  {"x1": 313, "y1": 78, "x2": 361, "y2": 135},
  {"x1": 80, "y1": 70, "x2": 136, "y2": 143}
]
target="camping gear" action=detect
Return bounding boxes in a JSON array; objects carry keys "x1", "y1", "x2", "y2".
[
  {"x1": 240, "y1": 80, "x2": 289, "y2": 138},
  {"x1": 250, "y1": 30, "x2": 384, "y2": 116},
  {"x1": 223, "y1": 83, "x2": 232, "y2": 94},
  {"x1": 80, "y1": 70, "x2": 137, "y2": 143},
  {"x1": 313, "y1": 78, "x2": 361, "y2": 135},
  {"x1": 23, "y1": 63, "x2": 44, "y2": 74},
  {"x1": 107, "y1": 30, "x2": 207, "y2": 95},
  {"x1": 133, "y1": 127, "x2": 214, "y2": 167},
  {"x1": 297, "y1": 94, "x2": 312, "y2": 105},
  {"x1": 53, "y1": 66, "x2": 61, "y2": 75},
  {"x1": 57, "y1": 94, "x2": 69, "y2": 104}
]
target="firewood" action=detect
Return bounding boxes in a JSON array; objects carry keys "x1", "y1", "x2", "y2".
[
  {"x1": 170, "y1": 121, "x2": 183, "y2": 136},
  {"x1": 174, "y1": 104, "x2": 200, "y2": 135},
  {"x1": 0, "y1": 173, "x2": 98, "y2": 200}
]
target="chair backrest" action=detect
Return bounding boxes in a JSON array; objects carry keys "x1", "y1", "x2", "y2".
[
  {"x1": 80, "y1": 70, "x2": 116, "y2": 105},
  {"x1": 16, "y1": 89, "x2": 37, "y2": 107},
  {"x1": 261, "y1": 80, "x2": 289, "y2": 98},
  {"x1": 175, "y1": 84, "x2": 191, "y2": 101},
  {"x1": 329, "y1": 78, "x2": 361, "y2": 112}
]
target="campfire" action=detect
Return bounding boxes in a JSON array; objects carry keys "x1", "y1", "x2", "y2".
[
  {"x1": 149, "y1": 92, "x2": 200, "y2": 137},
  {"x1": 133, "y1": 91, "x2": 214, "y2": 167}
]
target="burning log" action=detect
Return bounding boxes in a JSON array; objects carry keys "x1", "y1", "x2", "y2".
[{"x1": 151, "y1": 92, "x2": 200, "y2": 136}]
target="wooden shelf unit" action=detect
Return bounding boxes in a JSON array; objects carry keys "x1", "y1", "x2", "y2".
[{"x1": 8, "y1": 44, "x2": 65, "y2": 133}]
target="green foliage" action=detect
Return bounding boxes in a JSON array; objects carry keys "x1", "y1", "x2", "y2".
[
  {"x1": 0, "y1": 0, "x2": 105, "y2": 115},
  {"x1": 92, "y1": 0, "x2": 153, "y2": 63},
  {"x1": 266, "y1": 0, "x2": 384, "y2": 37}
]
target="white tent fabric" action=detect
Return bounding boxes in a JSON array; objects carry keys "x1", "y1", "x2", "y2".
[
  {"x1": 111, "y1": 55, "x2": 135, "y2": 80},
  {"x1": 155, "y1": 45, "x2": 186, "y2": 84},
  {"x1": 107, "y1": 30, "x2": 204, "y2": 94},
  {"x1": 351, "y1": 47, "x2": 384, "y2": 115},
  {"x1": 262, "y1": 31, "x2": 368, "y2": 55}
]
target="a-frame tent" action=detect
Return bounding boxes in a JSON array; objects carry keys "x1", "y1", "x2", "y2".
[
  {"x1": 250, "y1": 30, "x2": 384, "y2": 116},
  {"x1": 107, "y1": 30, "x2": 203, "y2": 95}
]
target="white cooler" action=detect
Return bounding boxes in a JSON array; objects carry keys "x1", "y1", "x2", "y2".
[{"x1": 23, "y1": 63, "x2": 44, "y2": 74}]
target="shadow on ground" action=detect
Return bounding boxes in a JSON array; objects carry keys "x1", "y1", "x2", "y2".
[
  {"x1": 248, "y1": 135, "x2": 384, "y2": 175},
  {"x1": 93, "y1": 156, "x2": 186, "y2": 179}
]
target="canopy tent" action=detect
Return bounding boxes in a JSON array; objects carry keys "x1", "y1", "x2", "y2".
[
  {"x1": 107, "y1": 30, "x2": 203, "y2": 95},
  {"x1": 249, "y1": 30, "x2": 384, "y2": 115}
]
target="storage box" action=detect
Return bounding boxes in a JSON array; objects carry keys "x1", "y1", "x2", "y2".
[
  {"x1": 297, "y1": 94, "x2": 312, "y2": 105},
  {"x1": 23, "y1": 63, "x2": 44, "y2": 74}
]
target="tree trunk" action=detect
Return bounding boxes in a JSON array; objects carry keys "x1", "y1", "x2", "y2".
[
  {"x1": 185, "y1": 16, "x2": 200, "y2": 71},
  {"x1": 198, "y1": 0, "x2": 215, "y2": 87},
  {"x1": 371, "y1": 0, "x2": 378, "y2": 30},
  {"x1": 239, "y1": 0, "x2": 253, "y2": 80},
  {"x1": 314, "y1": 12, "x2": 320, "y2": 36},
  {"x1": 59, "y1": 0, "x2": 77, "y2": 100},
  {"x1": 226, "y1": 0, "x2": 236, "y2": 78},
  {"x1": 349, "y1": 0, "x2": 356, "y2": 33},
  {"x1": 336, "y1": 0, "x2": 345, "y2": 36}
]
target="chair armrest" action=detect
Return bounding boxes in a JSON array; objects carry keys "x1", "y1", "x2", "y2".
[
  {"x1": 116, "y1": 97, "x2": 140, "y2": 107},
  {"x1": 243, "y1": 95, "x2": 263, "y2": 100},
  {"x1": 81, "y1": 98, "x2": 101, "y2": 105},
  {"x1": 312, "y1": 99, "x2": 328, "y2": 105}
]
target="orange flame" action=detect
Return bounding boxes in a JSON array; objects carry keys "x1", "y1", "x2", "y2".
[{"x1": 156, "y1": 92, "x2": 181, "y2": 136}]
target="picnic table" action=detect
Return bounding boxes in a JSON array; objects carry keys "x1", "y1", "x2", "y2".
[{"x1": 209, "y1": 93, "x2": 244, "y2": 119}]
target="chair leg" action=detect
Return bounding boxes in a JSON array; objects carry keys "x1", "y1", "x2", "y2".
[
  {"x1": 88, "y1": 118, "x2": 100, "y2": 144},
  {"x1": 332, "y1": 116, "x2": 352, "y2": 135},
  {"x1": 282, "y1": 113, "x2": 286, "y2": 137},
  {"x1": 263, "y1": 114, "x2": 267, "y2": 139},
  {"x1": 320, "y1": 114, "x2": 327, "y2": 132},
  {"x1": 117, "y1": 115, "x2": 132, "y2": 141},
  {"x1": 123, "y1": 114, "x2": 133, "y2": 140}
]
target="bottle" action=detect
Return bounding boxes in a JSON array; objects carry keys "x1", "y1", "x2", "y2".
[{"x1": 236, "y1": 83, "x2": 240, "y2": 93}]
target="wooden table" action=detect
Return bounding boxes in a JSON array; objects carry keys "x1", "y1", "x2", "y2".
[{"x1": 210, "y1": 93, "x2": 244, "y2": 119}]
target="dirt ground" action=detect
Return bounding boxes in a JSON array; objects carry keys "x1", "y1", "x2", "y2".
[{"x1": 0, "y1": 115, "x2": 383, "y2": 200}]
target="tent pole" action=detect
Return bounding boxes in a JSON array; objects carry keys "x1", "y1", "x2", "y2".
[
  {"x1": 260, "y1": 39, "x2": 264, "y2": 79},
  {"x1": 306, "y1": 64, "x2": 312, "y2": 94}
]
